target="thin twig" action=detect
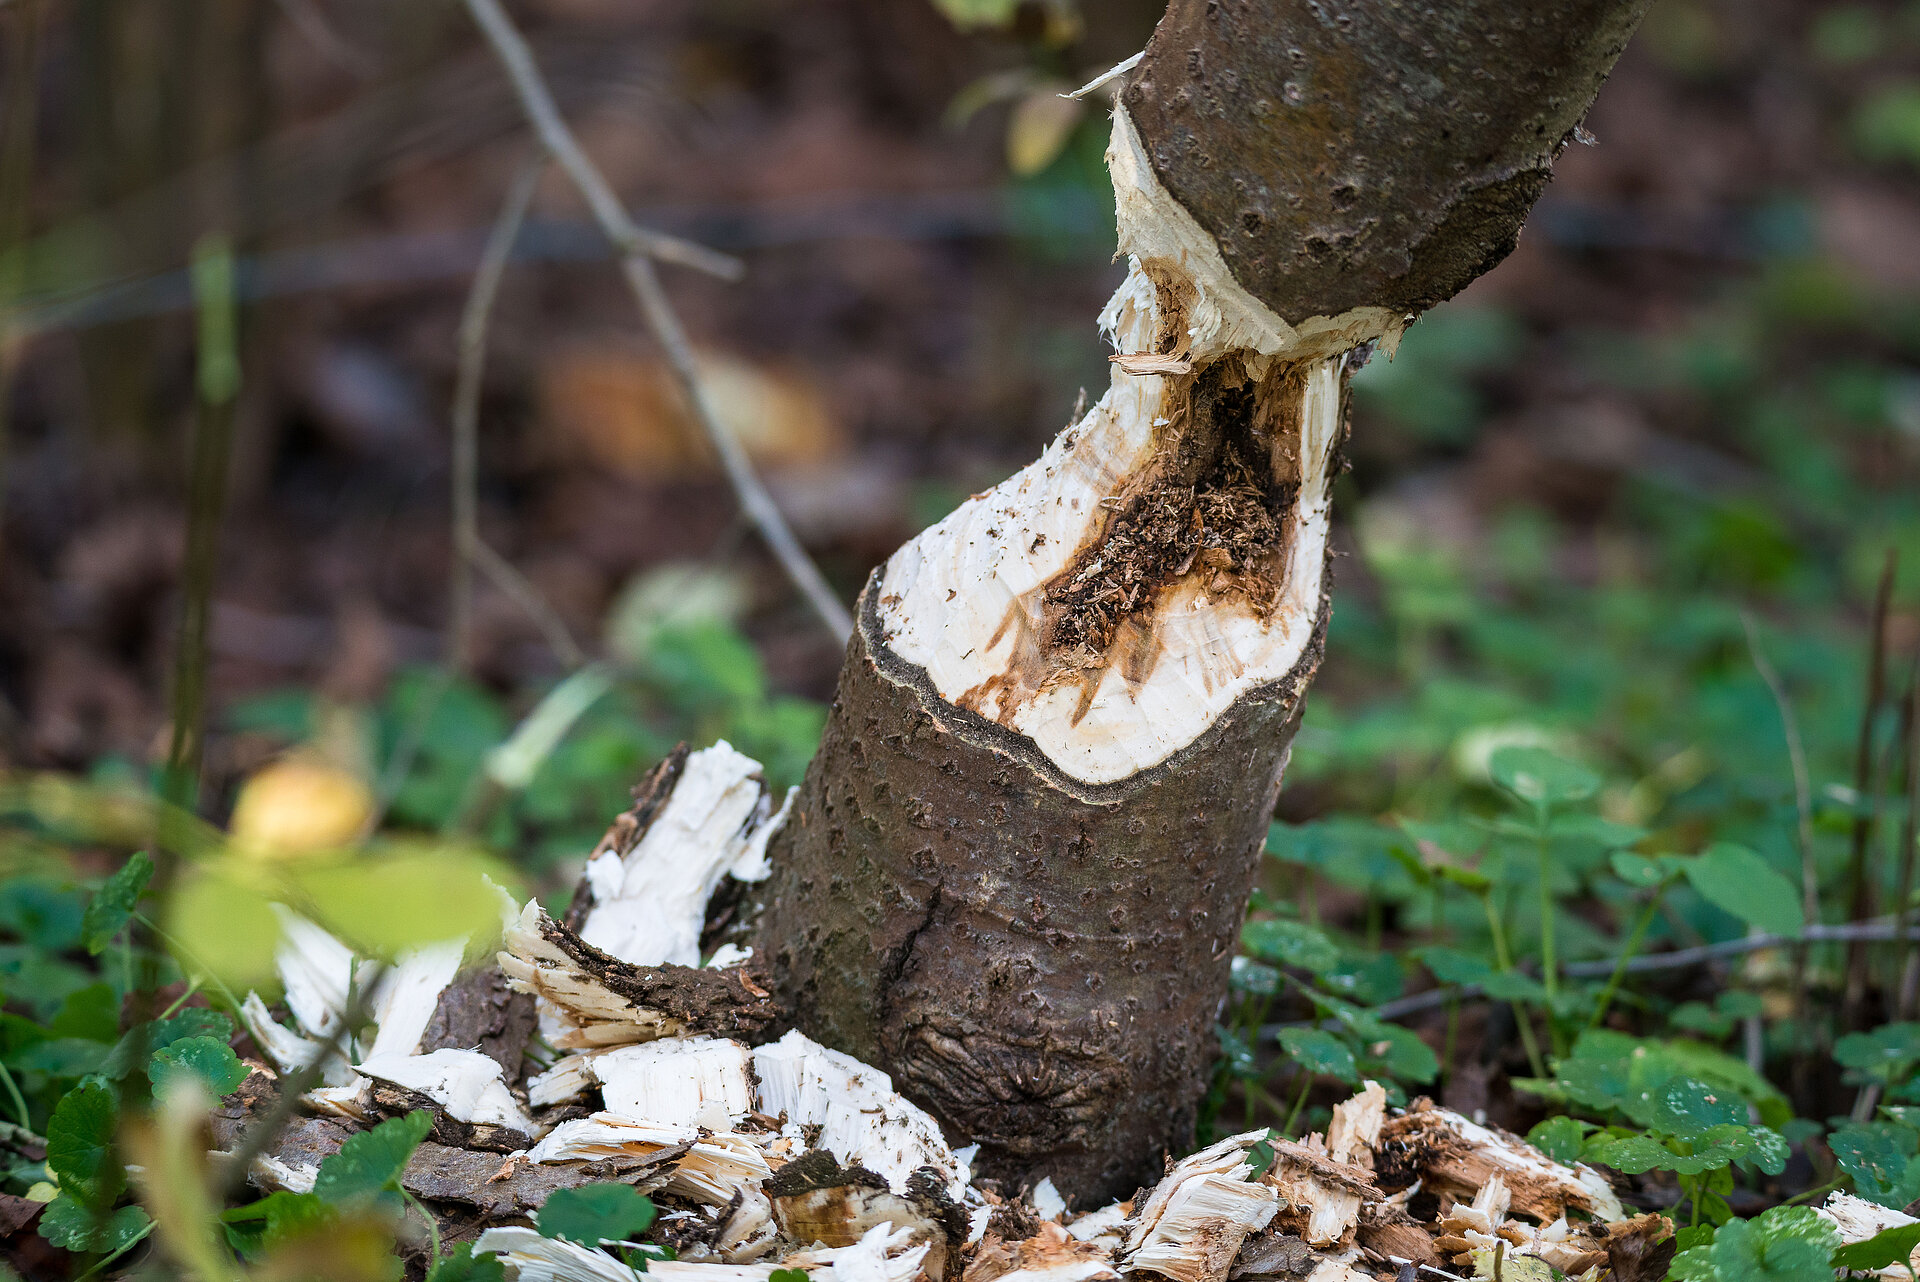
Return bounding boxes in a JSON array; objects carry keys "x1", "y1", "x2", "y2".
[
  {"x1": 1844, "y1": 550, "x2": 1899, "y2": 1027},
  {"x1": 369, "y1": 159, "x2": 577, "y2": 837},
  {"x1": 1897, "y1": 655, "x2": 1920, "y2": 1020},
  {"x1": 1742, "y1": 610, "x2": 1818, "y2": 924},
  {"x1": 1268, "y1": 920, "x2": 1920, "y2": 1031},
  {"x1": 471, "y1": 537, "x2": 583, "y2": 668},
  {"x1": 0, "y1": 0, "x2": 42, "y2": 567},
  {"x1": 449, "y1": 156, "x2": 579, "y2": 672},
  {"x1": 459, "y1": 0, "x2": 742, "y2": 283},
  {"x1": 462, "y1": 0, "x2": 853, "y2": 644},
  {"x1": 218, "y1": 987, "x2": 373, "y2": 1199}
]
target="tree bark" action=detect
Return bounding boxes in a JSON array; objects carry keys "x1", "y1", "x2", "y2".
[
  {"x1": 758, "y1": 0, "x2": 1650, "y2": 1204},
  {"x1": 1123, "y1": 0, "x2": 1655, "y2": 323}
]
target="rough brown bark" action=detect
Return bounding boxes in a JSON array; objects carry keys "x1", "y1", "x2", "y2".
[
  {"x1": 1124, "y1": 0, "x2": 1655, "y2": 322},
  {"x1": 757, "y1": 0, "x2": 1650, "y2": 1204},
  {"x1": 758, "y1": 583, "x2": 1324, "y2": 1203}
]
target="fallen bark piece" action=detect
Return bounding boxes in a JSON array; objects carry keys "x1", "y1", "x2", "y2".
[
  {"x1": 1817, "y1": 1193, "x2": 1920, "y2": 1278},
  {"x1": 528, "y1": 1112, "x2": 770, "y2": 1203},
  {"x1": 357, "y1": 1046, "x2": 537, "y2": 1147},
  {"x1": 213, "y1": 1111, "x2": 636, "y2": 1219},
  {"x1": 765, "y1": 1149, "x2": 964, "y2": 1279},
  {"x1": 964, "y1": 1222, "x2": 1120, "y2": 1282},
  {"x1": 753, "y1": 1029, "x2": 971, "y2": 1200},
  {"x1": 1375, "y1": 1100, "x2": 1624, "y2": 1224},
  {"x1": 1267, "y1": 1084, "x2": 1386, "y2": 1249},
  {"x1": 1065, "y1": 1203, "x2": 1132, "y2": 1253},
  {"x1": 1123, "y1": 1131, "x2": 1280, "y2": 1282},
  {"x1": 1597, "y1": 1214, "x2": 1675, "y2": 1282},
  {"x1": 1224, "y1": 1231, "x2": 1313, "y2": 1280},
  {"x1": 1351, "y1": 1202, "x2": 1436, "y2": 1273},
  {"x1": 500, "y1": 902, "x2": 784, "y2": 1048},
  {"x1": 784, "y1": 1221, "x2": 936, "y2": 1282},
  {"x1": 422, "y1": 961, "x2": 540, "y2": 1083},
  {"x1": 573, "y1": 740, "x2": 791, "y2": 968}
]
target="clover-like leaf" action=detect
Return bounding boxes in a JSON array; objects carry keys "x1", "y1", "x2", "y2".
[
  {"x1": 150, "y1": 1035, "x2": 249, "y2": 1096},
  {"x1": 45, "y1": 1080, "x2": 122, "y2": 1206},
  {"x1": 1836, "y1": 1023, "x2": 1920, "y2": 1085},
  {"x1": 536, "y1": 1184, "x2": 657, "y2": 1246},
  {"x1": 428, "y1": 1242, "x2": 509, "y2": 1282},
  {"x1": 1830, "y1": 1121, "x2": 1920, "y2": 1209},
  {"x1": 1651, "y1": 1077, "x2": 1747, "y2": 1138},
  {"x1": 1672, "y1": 1206, "x2": 1837, "y2": 1282},
  {"x1": 82, "y1": 851, "x2": 153, "y2": 954},
  {"x1": 1240, "y1": 919, "x2": 1339, "y2": 974},
  {"x1": 1684, "y1": 844, "x2": 1803, "y2": 936},
  {"x1": 1278, "y1": 1028, "x2": 1358, "y2": 1083},
  {"x1": 313, "y1": 1110, "x2": 433, "y2": 1209},
  {"x1": 101, "y1": 1008, "x2": 236, "y2": 1080},
  {"x1": 1414, "y1": 946, "x2": 1492, "y2": 987},
  {"x1": 1526, "y1": 1116, "x2": 1590, "y2": 1164},
  {"x1": 1489, "y1": 746, "x2": 1600, "y2": 809},
  {"x1": 222, "y1": 1191, "x2": 337, "y2": 1256},
  {"x1": 38, "y1": 1197, "x2": 151, "y2": 1254}
]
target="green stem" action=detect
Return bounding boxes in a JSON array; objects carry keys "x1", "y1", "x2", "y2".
[
  {"x1": 1587, "y1": 883, "x2": 1670, "y2": 1031},
  {"x1": 405, "y1": 1190, "x2": 442, "y2": 1264},
  {"x1": 162, "y1": 235, "x2": 241, "y2": 820},
  {"x1": 1537, "y1": 821, "x2": 1557, "y2": 1004},
  {"x1": 134, "y1": 912, "x2": 242, "y2": 1013},
  {"x1": 1482, "y1": 891, "x2": 1547, "y2": 1079},
  {"x1": 72, "y1": 1216, "x2": 156, "y2": 1282},
  {"x1": 159, "y1": 976, "x2": 202, "y2": 1020},
  {"x1": 0, "y1": 1059, "x2": 29, "y2": 1129},
  {"x1": 1282, "y1": 1071, "x2": 1312, "y2": 1138}
]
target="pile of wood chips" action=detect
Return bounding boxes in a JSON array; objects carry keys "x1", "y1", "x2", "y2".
[{"x1": 214, "y1": 745, "x2": 1915, "y2": 1282}]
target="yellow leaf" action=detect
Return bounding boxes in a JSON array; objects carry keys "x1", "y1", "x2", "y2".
[
  {"x1": 229, "y1": 758, "x2": 373, "y2": 859},
  {"x1": 166, "y1": 865, "x2": 285, "y2": 988},
  {"x1": 285, "y1": 843, "x2": 516, "y2": 960},
  {"x1": 1006, "y1": 91, "x2": 1083, "y2": 176}
]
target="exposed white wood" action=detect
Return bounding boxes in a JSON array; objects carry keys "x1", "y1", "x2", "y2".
[
  {"x1": 1106, "y1": 104, "x2": 1403, "y2": 366},
  {"x1": 752, "y1": 1030, "x2": 970, "y2": 1199},
  {"x1": 1031, "y1": 1177, "x2": 1068, "y2": 1222},
  {"x1": 366, "y1": 941, "x2": 465, "y2": 1060},
  {"x1": 474, "y1": 1228, "x2": 645, "y2": 1282},
  {"x1": 1816, "y1": 1193, "x2": 1920, "y2": 1278},
  {"x1": 1123, "y1": 1131, "x2": 1279, "y2": 1282},
  {"x1": 578, "y1": 741, "x2": 792, "y2": 968},
  {"x1": 356, "y1": 1047, "x2": 535, "y2": 1134},
  {"x1": 499, "y1": 901, "x2": 683, "y2": 1046},
  {"x1": 593, "y1": 1037, "x2": 755, "y2": 1130},
  {"x1": 876, "y1": 239, "x2": 1350, "y2": 785},
  {"x1": 1292, "y1": 1082, "x2": 1385, "y2": 1248},
  {"x1": 528, "y1": 1113, "x2": 772, "y2": 1203},
  {"x1": 270, "y1": 906, "x2": 360, "y2": 1045}
]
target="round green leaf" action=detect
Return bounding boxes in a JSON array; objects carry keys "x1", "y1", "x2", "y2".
[
  {"x1": 1241, "y1": 919, "x2": 1339, "y2": 974},
  {"x1": 536, "y1": 1184, "x2": 657, "y2": 1246},
  {"x1": 1489, "y1": 746, "x2": 1600, "y2": 808},
  {"x1": 1609, "y1": 851, "x2": 1668, "y2": 889},
  {"x1": 1683, "y1": 843, "x2": 1803, "y2": 936},
  {"x1": 1652, "y1": 1076, "x2": 1747, "y2": 1136},
  {"x1": 150, "y1": 1035, "x2": 249, "y2": 1097},
  {"x1": 1278, "y1": 1028, "x2": 1359, "y2": 1083}
]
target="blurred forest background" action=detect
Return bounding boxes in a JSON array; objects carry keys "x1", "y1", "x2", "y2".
[{"x1": 7, "y1": 0, "x2": 1920, "y2": 1151}]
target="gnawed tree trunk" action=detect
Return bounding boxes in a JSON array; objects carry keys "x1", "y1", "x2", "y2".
[{"x1": 757, "y1": 0, "x2": 1652, "y2": 1203}]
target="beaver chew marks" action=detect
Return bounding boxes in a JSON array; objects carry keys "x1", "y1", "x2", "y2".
[{"x1": 1043, "y1": 361, "x2": 1295, "y2": 662}]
